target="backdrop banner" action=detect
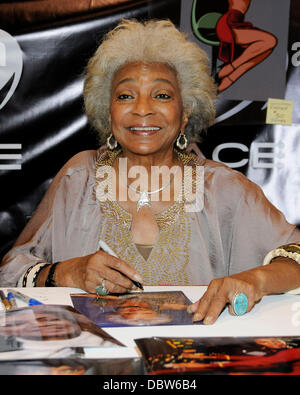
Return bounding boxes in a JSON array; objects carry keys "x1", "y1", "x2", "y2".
[
  {"x1": 180, "y1": 0, "x2": 300, "y2": 228},
  {"x1": 0, "y1": 0, "x2": 299, "y2": 260}
]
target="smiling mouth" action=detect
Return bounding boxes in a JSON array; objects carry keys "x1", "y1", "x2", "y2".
[{"x1": 128, "y1": 126, "x2": 161, "y2": 135}]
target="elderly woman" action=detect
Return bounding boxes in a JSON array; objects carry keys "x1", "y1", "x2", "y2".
[{"x1": 0, "y1": 19, "x2": 300, "y2": 324}]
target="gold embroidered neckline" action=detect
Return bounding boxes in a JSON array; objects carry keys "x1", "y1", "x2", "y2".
[
  {"x1": 95, "y1": 149, "x2": 196, "y2": 284},
  {"x1": 95, "y1": 148, "x2": 197, "y2": 228}
]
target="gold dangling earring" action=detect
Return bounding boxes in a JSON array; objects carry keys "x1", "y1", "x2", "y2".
[
  {"x1": 176, "y1": 132, "x2": 188, "y2": 150},
  {"x1": 107, "y1": 134, "x2": 118, "y2": 150}
]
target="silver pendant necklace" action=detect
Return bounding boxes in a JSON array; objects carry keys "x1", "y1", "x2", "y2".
[{"x1": 127, "y1": 160, "x2": 180, "y2": 211}]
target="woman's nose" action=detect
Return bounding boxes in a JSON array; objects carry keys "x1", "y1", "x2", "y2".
[{"x1": 132, "y1": 95, "x2": 154, "y2": 117}]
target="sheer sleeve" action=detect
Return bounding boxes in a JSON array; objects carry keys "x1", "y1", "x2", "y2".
[
  {"x1": 0, "y1": 150, "x2": 100, "y2": 287},
  {"x1": 228, "y1": 173, "x2": 300, "y2": 293}
]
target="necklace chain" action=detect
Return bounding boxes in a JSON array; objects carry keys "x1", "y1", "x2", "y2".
[
  {"x1": 95, "y1": 149, "x2": 196, "y2": 212},
  {"x1": 126, "y1": 157, "x2": 181, "y2": 211},
  {"x1": 127, "y1": 161, "x2": 180, "y2": 195}
]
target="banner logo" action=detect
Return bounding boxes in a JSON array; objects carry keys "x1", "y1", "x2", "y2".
[
  {"x1": 0, "y1": 29, "x2": 23, "y2": 110},
  {"x1": 0, "y1": 144, "x2": 22, "y2": 170}
]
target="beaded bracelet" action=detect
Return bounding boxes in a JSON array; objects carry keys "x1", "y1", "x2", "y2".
[
  {"x1": 45, "y1": 262, "x2": 60, "y2": 287},
  {"x1": 263, "y1": 243, "x2": 300, "y2": 266},
  {"x1": 17, "y1": 262, "x2": 51, "y2": 287},
  {"x1": 263, "y1": 243, "x2": 300, "y2": 295}
]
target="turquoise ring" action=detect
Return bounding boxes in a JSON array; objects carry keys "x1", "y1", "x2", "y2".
[
  {"x1": 95, "y1": 280, "x2": 109, "y2": 296},
  {"x1": 232, "y1": 293, "x2": 248, "y2": 316}
]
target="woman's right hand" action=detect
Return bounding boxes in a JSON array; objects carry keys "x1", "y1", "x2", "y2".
[{"x1": 37, "y1": 251, "x2": 143, "y2": 294}]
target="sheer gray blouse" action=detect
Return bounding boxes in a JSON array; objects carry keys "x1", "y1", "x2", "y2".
[{"x1": 1, "y1": 148, "x2": 299, "y2": 289}]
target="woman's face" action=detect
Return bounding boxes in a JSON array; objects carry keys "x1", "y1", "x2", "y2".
[
  {"x1": 0, "y1": 309, "x2": 81, "y2": 341},
  {"x1": 110, "y1": 62, "x2": 188, "y2": 157}
]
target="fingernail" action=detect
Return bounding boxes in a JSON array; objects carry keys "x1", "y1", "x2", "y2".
[
  {"x1": 192, "y1": 313, "x2": 203, "y2": 322},
  {"x1": 133, "y1": 274, "x2": 143, "y2": 283},
  {"x1": 203, "y1": 316, "x2": 214, "y2": 325},
  {"x1": 187, "y1": 306, "x2": 193, "y2": 314}
]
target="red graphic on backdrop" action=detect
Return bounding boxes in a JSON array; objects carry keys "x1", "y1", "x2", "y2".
[
  {"x1": 192, "y1": 0, "x2": 278, "y2": 93},
  {"x1": 216, "y1": 0, "x2": 277, "y2": 92}
]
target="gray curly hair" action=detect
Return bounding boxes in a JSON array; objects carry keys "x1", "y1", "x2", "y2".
[{"x1": 83, "y1": 18, "x2": 216, "y2": 144}]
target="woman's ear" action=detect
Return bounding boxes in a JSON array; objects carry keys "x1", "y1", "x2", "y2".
[{"x1": 181, "y1": 110, "x2": 189, "y2": 130}]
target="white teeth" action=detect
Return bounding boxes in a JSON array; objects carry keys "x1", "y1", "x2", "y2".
[{"x1": 129, "y1": 127, "x2": 160, "y2": 131}]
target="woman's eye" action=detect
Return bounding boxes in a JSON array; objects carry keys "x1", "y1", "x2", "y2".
[
  {"x1": 117, "y1": 94, "x2": 133, "y2": 100},
  {"x1": 155, "y1": 93, "x2": 171, "y2": 100}
]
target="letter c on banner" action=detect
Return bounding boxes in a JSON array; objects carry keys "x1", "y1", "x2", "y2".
[
  {"x1": 212, "y1": 143, "x2": 249, "y2": 168},
  {"x1": 0, "y1": 29, "x2": 23, "y2": 110}
]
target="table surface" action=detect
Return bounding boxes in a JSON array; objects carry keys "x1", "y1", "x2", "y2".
[{"x1": 1, "y1": 285, "x2": 299, "y2": 358}]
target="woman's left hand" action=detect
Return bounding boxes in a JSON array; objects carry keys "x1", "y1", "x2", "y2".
[
  {"x1": 188, "y1": 257, "x2": 300, "y2": 324},
  {"x1": 188, "y1": 271, "x2": 264, "y2": 325}
]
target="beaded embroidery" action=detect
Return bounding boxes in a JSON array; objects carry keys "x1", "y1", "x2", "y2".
[{"x1": 95, "y1": 149, "x2": 197, "y2": 285}]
